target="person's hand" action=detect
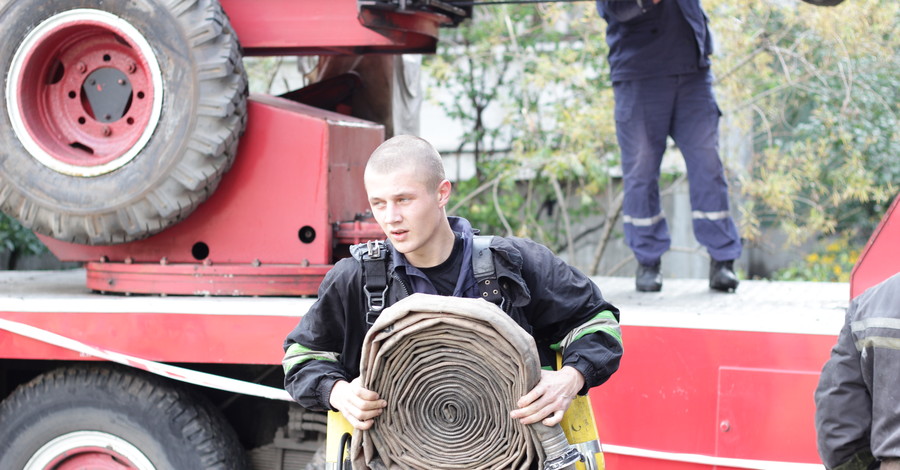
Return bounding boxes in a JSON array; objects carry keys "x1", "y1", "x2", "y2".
[
  {"x1": 329, "y1": 378, "x2": 387, "y2": 430},
  {"x1": 509, "y1": 366, "x2": 585, "y2": 426}
]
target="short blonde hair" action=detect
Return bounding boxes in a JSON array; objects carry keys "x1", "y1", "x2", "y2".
[{"x1": 366, "y1": 135, "x2": 446, "y2": 192}]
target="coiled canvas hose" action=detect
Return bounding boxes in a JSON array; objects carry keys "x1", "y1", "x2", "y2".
[{"x1": 350, "y1": 293, "x2": 580, "y2": 470}]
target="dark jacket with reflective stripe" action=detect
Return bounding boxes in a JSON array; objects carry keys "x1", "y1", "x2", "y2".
[
  {"x1": 283, "y1": 217, "x2": 622, "y2": 411},
  {"x1": 815, "y1": 272, "x2": 900, "y2": 469},
  {"x1": 597, "y1": 0, "x2": 713, "y2": 82}
]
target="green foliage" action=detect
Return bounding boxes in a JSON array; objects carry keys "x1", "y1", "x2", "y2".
[
  {"x1": 773, "y1": 236, "x2": 859, "y2": 282},
  {"x1": 709, "y1": 0, "x2": 899, "y2": 247},
  {"x1": 0, "y1": 212, "x2": 46, "y2": 259},
  {"x1": 426, "y1": 4, "x2": 620, "y2": 250}
]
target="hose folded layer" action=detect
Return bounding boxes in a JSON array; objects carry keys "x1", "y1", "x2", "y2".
[{"x1": 351, "y1": 293, "x2": 574, "y2": 470}]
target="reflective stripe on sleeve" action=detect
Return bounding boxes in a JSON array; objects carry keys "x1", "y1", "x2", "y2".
[
  {"x1": 851, "y1": 317, "x2": 900, "y2": 352},
  {"x1": 552, "y1": 310, "x2": 622, "y2": 352},
  {"x1": 856, "y1": 337, "x2": 900, "y2": 352},
  {"x1": 282, "y1": 343, "x2": 340, "y2": 374},
  {"x1": 851, "y1": 317, "x2": 900, "y2": 333}
]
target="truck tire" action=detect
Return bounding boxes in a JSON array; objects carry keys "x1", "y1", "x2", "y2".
[
  {"x1": 0, "y1": 365, "x2": 248, "y2": 469},
  {"x1": 0, "y1": 0, "x2": 247, "y2": 245}
]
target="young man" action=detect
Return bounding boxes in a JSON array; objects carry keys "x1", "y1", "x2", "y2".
[{"x1": 283, "y1": 135, "x2": 622, "y2": 430}]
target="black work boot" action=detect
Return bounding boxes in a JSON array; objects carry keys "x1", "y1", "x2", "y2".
[
  {"x1": 636, "y1": 262, "x2": 662, "y2": 292},
  {"x1": 710, "y1": 259, "x2": 739, "y2": 292}
]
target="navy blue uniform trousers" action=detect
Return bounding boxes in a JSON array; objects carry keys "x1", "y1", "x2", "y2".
[{"x1": 613, "y1": 68, "x2": 742, "y2": 266}]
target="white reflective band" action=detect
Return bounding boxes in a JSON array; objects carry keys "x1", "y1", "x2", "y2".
[
  {"x1": 622, "y1": 212, "x2": 665, "y2": 227},
  {"x1": 856, "y1": 336, "x2": 900, "y2": 352},
  {"x1": 0, "y1": 318, "x2": 293, "y2": 402},
  {"x1": 692, "y1": 210, "x2": 731, "y2": 221},
  {"x1": 603, "y1": 444, "x2": 824, "y2": 469},
  {"x1": 851, "y1": 317, "x2": 900, "y2": 333}
]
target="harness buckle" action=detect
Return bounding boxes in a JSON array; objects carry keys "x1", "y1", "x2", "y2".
[{"x1": 366, "y1": 240, "x2": 381, "y2": 259}]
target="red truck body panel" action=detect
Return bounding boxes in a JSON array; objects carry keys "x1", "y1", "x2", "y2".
[
  {"x1": 220, "y1": 0, "x2": 450, "y2": 56},
  {"x1": 851, "y1": 193, "x2": 900, "y2": 299}
]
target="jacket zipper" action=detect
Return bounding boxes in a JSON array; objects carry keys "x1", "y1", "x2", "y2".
[{"x1": 390, "y1": 271, "x2": 411, "y2": 300}]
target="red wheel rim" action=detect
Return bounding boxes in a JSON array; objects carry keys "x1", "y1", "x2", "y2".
[
  {"x1": 25, "y1": 431, "x2": 155, "y2": 470},
  {"x1": 8, "y1": 10, "x2": 162, "y2": 176},
  {"x1": 43, "y1": 446, "x2": 139, "y2": 470}
]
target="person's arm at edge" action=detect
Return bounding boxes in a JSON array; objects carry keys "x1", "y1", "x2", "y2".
[{"x1": 814, "y1": 304, "x2": 874, "y2": 469}]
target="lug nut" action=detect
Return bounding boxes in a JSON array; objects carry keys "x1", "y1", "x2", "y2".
[
  {"x1": 102, "y1": 126, "x2": 112, "y2": 137},
  {"x1": 77, "y1": 62, "x2": 87, "y2": 74},
  {"x1": 127, "y1": 61, "x2": 137, "y2": 74}
]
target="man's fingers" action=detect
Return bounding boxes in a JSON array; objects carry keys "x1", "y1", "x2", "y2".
[
  {"x1": 511, "y1": 396, "x2": 556, "y2": 425},
  {"x1": 516, "y1": 387, "x2": 542, "y2": 408},
  {"x1": 349, "y1": 394, "x2": 386, "y2": 412},
  {"x1": 355, "y1": 386, "x2": 382, "y2": 402},
  {"x1": 332, "y1": 379, "x2": 387, "y2": 430},
  {"x1": 542, "y1": 410, "x2": 565, "y2": 427},
  {"x1": 518, "y1": 403, "x2": 557, "y2": 425},
  {"x1": 344, "y1": 412, "x2": 375, "y2": 431},
  {"x1": 343, "y1": 398, "x2": 383, "y2": 430}
]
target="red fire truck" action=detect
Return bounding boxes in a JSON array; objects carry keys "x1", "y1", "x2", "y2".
[
  {"x1": 0, "y1": 1, "x2": 470, "y2": 468},
  {"x1": 0, "y1": 0, "x2": 891, "y2": 468}
]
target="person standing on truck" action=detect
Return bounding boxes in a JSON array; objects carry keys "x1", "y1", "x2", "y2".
[
  {"x1": 815, "y1": 272, "x2": 900, "y2": 470},
  {"x1": 595, "y1": 0, "x2": 742, "y2": 292},
  {"x1": 282, "y1": 135, "x2": 623, "y2": 430}
]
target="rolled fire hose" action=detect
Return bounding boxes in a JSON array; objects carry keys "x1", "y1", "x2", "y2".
[{"x1": 350, "y1": 293, "x2": 582, "y2": 470}]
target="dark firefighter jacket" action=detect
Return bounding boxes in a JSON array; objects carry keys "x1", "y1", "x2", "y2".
[
  {"x1": 597, "y1": 0, "x2": 714, "y2": 82},
  {"x1": 815, "y1": 272, "x2": 900, "y2": 469},
  {"x1": 283, "y1": 217, "x2": 623, "y2": 411}
]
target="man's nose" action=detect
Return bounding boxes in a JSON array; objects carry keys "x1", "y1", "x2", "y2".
[{"x1": 385, "y1": 204, "x2": 402, "y2": 223}]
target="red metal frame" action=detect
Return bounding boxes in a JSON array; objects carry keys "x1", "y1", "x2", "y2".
[
  {"x1": 219, "y1": 0, "x2": 453, "y2": 56},
  {"x1": 40, "y1": 94, "x2": 384, "y2": 295},
  {"x1": 851, "y1": 192, "x2": 900, "y2": 298},
  {"x1": 591, "y1": 325, "x2": 836, "y2": 468},
  {"x1": 0, "y1": 310, "x2": 298, "y2": 365}
]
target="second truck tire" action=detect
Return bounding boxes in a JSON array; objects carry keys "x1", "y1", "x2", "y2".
[{"x1": 0, "y1": 365, "x2": 248, "y2": 469}]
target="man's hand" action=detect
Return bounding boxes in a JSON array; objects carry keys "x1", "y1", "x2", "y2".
[
  {"x1": 509, "y1": 366, "x2": 585, "y2": 426},
  {"x1": 329, "y1": 378, "x2": 387, "y2": 430}
]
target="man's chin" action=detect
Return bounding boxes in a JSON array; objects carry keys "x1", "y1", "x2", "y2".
[{"x1": 392, "y1": 242, "x2": 411, "y2": 254}]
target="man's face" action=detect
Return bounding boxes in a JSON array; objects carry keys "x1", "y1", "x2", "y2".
[{"x1": 365, "y1": 167, "x2": 449, "y2": 263}]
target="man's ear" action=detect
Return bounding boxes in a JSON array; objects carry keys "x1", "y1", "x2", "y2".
[{"x1": 437, "y1": 179, "x2": 452, "y2": 208}]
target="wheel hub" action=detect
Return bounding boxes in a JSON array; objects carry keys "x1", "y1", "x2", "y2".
[
  {"x1": 25, "y1": 431, "x2": 155, "y2": 470},
  {"x1": 7, "y1": 9, "x2": 163, "y2": 176},
  {"x1": 83, "y1": 67, "x2": 134, "y2": 123}
]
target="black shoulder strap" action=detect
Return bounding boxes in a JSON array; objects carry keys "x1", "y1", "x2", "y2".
[
  {"x1": 357, "y1": 240, "x2": 389, "y2": 329},
  {"x1": 472, "y1": 235, "x2": 504, "y2": 308},
  {"x1": 358, "y1": 236, "x2": 504, "y2": 330}
]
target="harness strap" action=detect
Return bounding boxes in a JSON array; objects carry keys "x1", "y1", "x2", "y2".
[
  {"x1": 359, "y1": 235, "x2": 506, "y2": 331},
  {"x1": 361, "y1": 240, "x2": 389, "y2": 328},
  {"x1": 473, "y1": 235, "x2": 504, "y2": 309}
]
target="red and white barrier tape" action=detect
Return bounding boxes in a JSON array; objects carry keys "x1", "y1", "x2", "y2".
[{"x1": 0, "y1": 317, "x2": 293, "y2": 402}]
